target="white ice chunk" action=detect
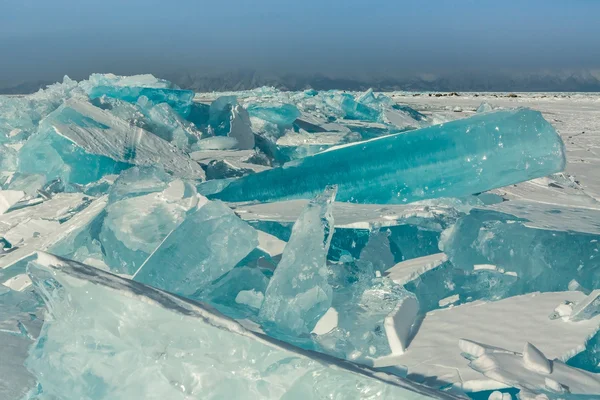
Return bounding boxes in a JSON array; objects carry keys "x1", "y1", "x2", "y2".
[
  {"x1": 228, "y1": 105, "x2": 255, "y2": 150},
  {"x1": 311, "y1": 307, "x2": 339, "y2": 335},
  {"x1": 384, "y1": 296, "x2": 419, "y2": 354},
  {"x1": 522, "y1": 342, "x2": 552, "y2": 374},
  {"x1": 0, "y1": 190, "x2": 25, "y2": 214},
  {"x1": 385, "y1": 253, "x2": 448, "y2": 285}
]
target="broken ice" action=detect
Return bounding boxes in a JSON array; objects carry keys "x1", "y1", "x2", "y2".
[{"x1": 212, "y1": 109, "x2": 566, "y2": 204}]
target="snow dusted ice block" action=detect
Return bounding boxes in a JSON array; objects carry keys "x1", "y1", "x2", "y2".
[
  {"x1": 462, "y1": 340, "x2": 600, "y2": 396},
  {"x1": 26, "y1": 253, "x2": 459, "y2": 400},
  {"x1": 88, "y1": 86, "x2": 195, "y2": 117},
  {"x1": 134, "y1": 197, "x2": 258, "y2": 297},
  {"x1": 390, "y1": 292, "x2": 600, "y2": 392},
  {"x1": 259, "y1": 187, "x2": 336, "y2": 336},
  {"x1": 212, "y1": 109, "x2": 566, "y2": 204},
  {"x1": 18, "y1": 99, "x2": 205, "y2": 185}
]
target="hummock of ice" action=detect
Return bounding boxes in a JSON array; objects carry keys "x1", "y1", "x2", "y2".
[
  {"x1": 25, "y1": 253, "x2": 458, "y2": 400},
  {"x1": 4, "y1": 73, "x2": 600, "y2": 400}
]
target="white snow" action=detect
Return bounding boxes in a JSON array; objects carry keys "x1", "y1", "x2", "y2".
[
  {"x1": 382, "y1": 291, "x2": 600, "y2": 392},
  {"x1": 2, "y1": 274, "x2": 32, "y2": 291},
  {"x1": 522, "y1": 342, "x2": 552, "y2": 374}
]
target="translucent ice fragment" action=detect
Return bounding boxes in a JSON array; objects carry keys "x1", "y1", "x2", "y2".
[
  {"x1": 26, "y1": 253, "x2": 455, "y2": 400},
  {"x1": 134, "y1": 198, "x2": 258, "y2": 297},
  {"x1": 477, "y1": 102, "x2": 494, "y2": 113},
  {"x1": 88, "y1": 86, "x2": 195, "y2": 117},
  {"x1": 211, "y1": 109, "x2": 565, "y2": 204},
  {"x1": 246, "y1": 103, "x2": 301, "y2": 125},
  {"x1": 235, "y1": 289, "x2": 264, "y2": 310},
  {"x1": 19, "y1": 99, "x2": 205, "y2": 184},
  {"x1": 259, "y1": 187, "x2": 336, "y2": 337},
  {"x1": 142, "y1": 101, "x2": 202, "y2": 150}
]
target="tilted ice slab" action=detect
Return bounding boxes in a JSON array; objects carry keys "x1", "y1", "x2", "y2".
[
  {"x1": 231, "y1": 199, "x2": 461, "y2": 230},
  {"x1": 211, "y1": 109, "x2": 565, "y2": 204},
  {"x1": 463, "y1": 340, "x2": 600, "y2": 396},
  {"x1": 384, "y1": 292, "x2": 600, "y2": 392},
  {"x1": 26, "y1": 253, "x2": 462, "y2": 400},
  {"x1": 19, "y1": 99, "x2": 205, "y2": 184},
  {"x1": 134, "y1": 197, "x2": 258, "y2": 297}
]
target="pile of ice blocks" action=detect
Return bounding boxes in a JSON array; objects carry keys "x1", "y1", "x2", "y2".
[{"x1": 1, "y1": 74, "x2": 599, "y2": 400}]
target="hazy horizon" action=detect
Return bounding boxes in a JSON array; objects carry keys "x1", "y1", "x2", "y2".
[{"x1": 2, "y1": 0, "x2": 600, "y2": 90}]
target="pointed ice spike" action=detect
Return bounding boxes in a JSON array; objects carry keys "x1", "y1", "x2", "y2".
[
  {"x1": 211, "y1": 109, "x2": 566, "y2": 204},
  {"x1": 259, "y1": 186, "x2": 337, "y2": 336},
  {"x1": 19, "y1": 99, "x2": 205, "y2": 185},
  {"x1": 228, "y1": 105, "x2": 255, "y2": 150},
  {"x1": 133, "y1": 197, "x2": 258, "y2": 297},
  {"x1": 523, "y1": 342, "x2": 552, "y2": 374}
]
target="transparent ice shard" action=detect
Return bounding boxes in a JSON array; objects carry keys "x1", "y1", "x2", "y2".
[
  {"x1": 101, "y1": 176, "x2": 197, "y2": 275},
  {"x1": 211, "y1": 109, "x2": 566, "y2": 204},
  {"x1": 477, "y1": 102, "x2": 494, "y2": 113},
  {"x1": 25, "y1": 253, "x2": 454, "y2": 400},
  {"x1": 18, "y1": 99, "x2": 205, "y2": 185},
  {"x1": 134, "y1": 198, "x2": 258, "y2": 297},
  {"x1": 259, "y1": 187, "x2": 337, "y2": 337},
  {"x1": 88, "y1": 86, "x2": 195, "y2": 117},
  {"x1": 246, "y1": 102, "x2": 301, "y2": 125},
  {"x1": 141, "y1": 100, "x2": 203, "y2": 150}
]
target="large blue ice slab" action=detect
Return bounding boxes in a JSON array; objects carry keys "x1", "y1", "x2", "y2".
[
  {"x1": 88, "y1": 86, "x2": 195, "y2": 117},
  {"x1": 211, "y1": 108, "x2": 566, "y2": 204}
]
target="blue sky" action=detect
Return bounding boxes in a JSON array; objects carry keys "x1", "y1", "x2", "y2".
[{"x1": 1, "y1": 0, "x2": 599, "y2": 83}]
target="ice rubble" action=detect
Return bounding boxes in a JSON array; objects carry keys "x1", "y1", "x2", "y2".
[
  {"x1": 3, "y1": 73, "x2": 600, "y2": 399},
  {"x1": 24, "y1": 253, "x2": 460, "y2": 400}
]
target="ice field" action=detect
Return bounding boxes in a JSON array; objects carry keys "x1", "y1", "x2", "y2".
[{"x1": 1, "y1": 74, "x2": 600, "y2": 399}]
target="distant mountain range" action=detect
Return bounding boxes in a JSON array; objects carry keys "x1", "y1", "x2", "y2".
[{"x1": 3, "y1": 69, "x2": 600, "y2": 94}]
